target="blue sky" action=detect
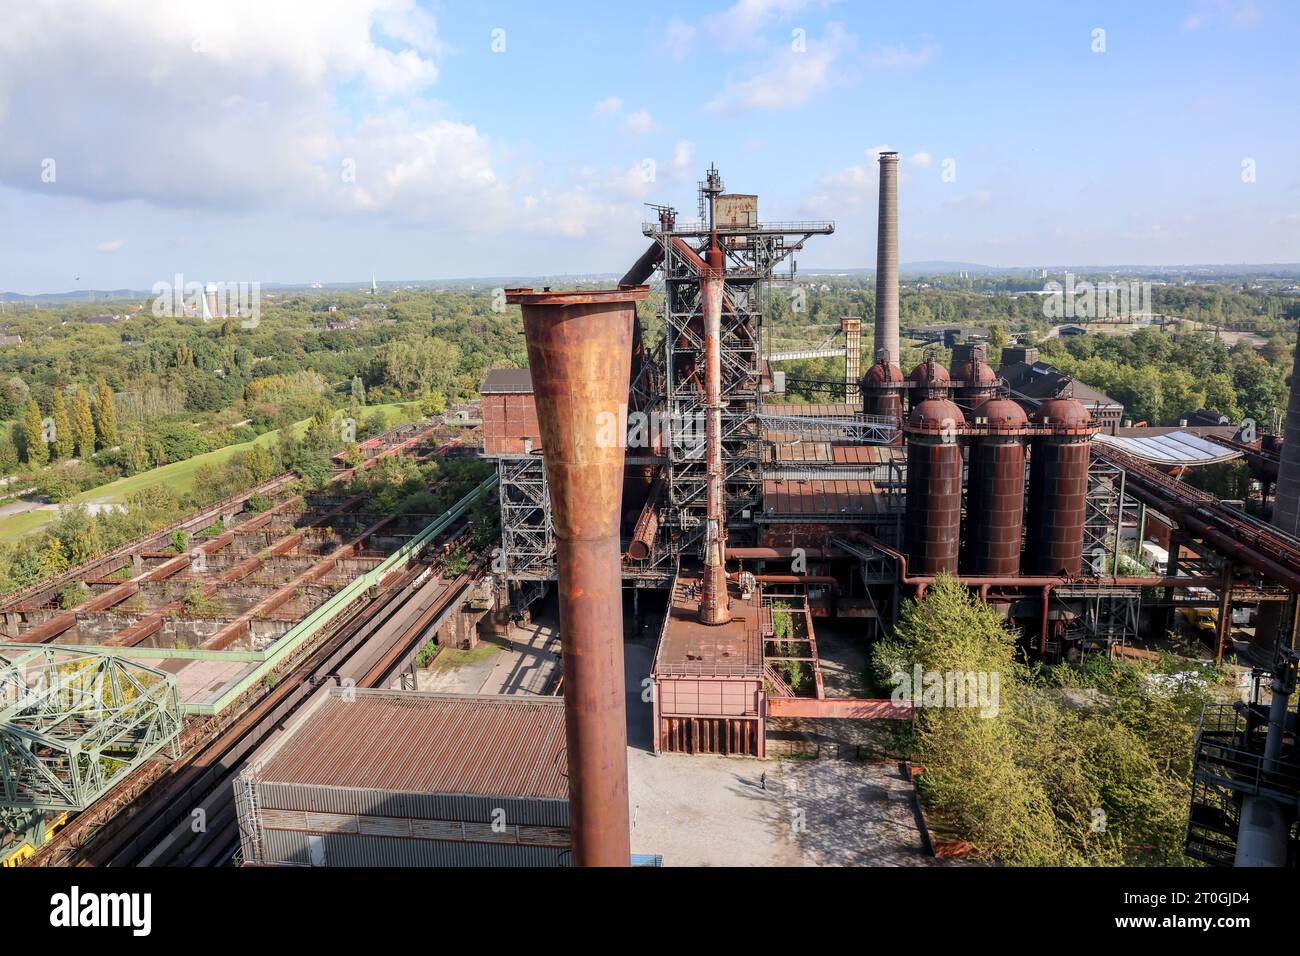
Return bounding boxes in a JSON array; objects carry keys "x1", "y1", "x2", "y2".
[{"x1": 0, "y1": 0, "x2": 1296, "y2": 293}]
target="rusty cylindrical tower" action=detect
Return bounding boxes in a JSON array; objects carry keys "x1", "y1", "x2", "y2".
[
  {"x1": 699, "y1": 242, "x2": 731, "y2": 625},
  {"x1": 861, "y1": 355, "x2": 904, "y2": 424},
  {"x1": 1024, "y1": 397, "x2": 1096, "y2": 577},
  {"x1": 508, "y1": 285, "x2": 647, "y2": 867},
  {"x1": 903, "y1": 397, "x2": 966, "y2": 574},
  {"x1": 962, "y1": 397, "x2": 1029, "y2": 575},
  {"x1": 875, "y1": 151, "x2": 900, "y2": 366}
]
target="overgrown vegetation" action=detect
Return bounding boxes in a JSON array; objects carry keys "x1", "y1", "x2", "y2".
[{"x1": 871, "y1": 574, "x2": 1220, "y2": 866}]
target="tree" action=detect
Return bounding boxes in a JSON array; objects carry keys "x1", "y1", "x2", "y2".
[
  {"x1": 22, "y1": 396, "x2": 47, "y2": 466},
  {"x1": 94, "y1": 379, "x2": 119, "y2": 449},
  {"x1": 72, "y1": 386, "x2": 96, "y2": 459},
  {"x1": 50, "y1": 388, "x2": 73, "y2": 460},
  {"x1": 124, "y1": 427, "x2": 150, "y2": 475}
]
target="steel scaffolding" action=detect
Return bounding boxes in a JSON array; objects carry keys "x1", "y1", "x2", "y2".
[{"x1": 0, "y1": 644, "x2": 182, "y2": 812}]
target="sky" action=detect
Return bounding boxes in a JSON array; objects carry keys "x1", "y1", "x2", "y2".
[{"x1": 0, "y1": 0, "x2": 1297, "y2": 294}]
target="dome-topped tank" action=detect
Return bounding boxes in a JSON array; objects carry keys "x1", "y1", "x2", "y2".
[
  {"x1": 861, "y1": 358, "x2": 904, "y2": 424},
  {"x1": 1033, "y1": 396, "x2": 1094, "y2": 430},
  {"x1": 1024, "y1": 397, "x2": 1095, "y2": 576},
  {"x1": 904, "y1": 399, "x2": 966, "y2": 574},
  {"x1": 963, "y1": 397, "x2": 1029, "y2": 575},
  {"x1": 907, "y1": 357, "x2": 950, "y2": 409},
  {"x1": 955, "y1": 355, "x2": 999, "y2": 405}
]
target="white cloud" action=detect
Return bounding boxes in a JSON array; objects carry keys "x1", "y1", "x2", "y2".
[
  {"x1": 670, "y1": 141, "x2": 695, "y2": 179},
  {"x1": 0, "y1": 0, "x2": 516, "y2": 231},
  {"x1": 96, "y1": 239, "x2": 125, "y2": 253},
  {"x1": 624, "y1": 109, "x2": 661, "y2": 134},
  {"x1": 594, "y1": 96, "x2": 624, "y2": 114},
  {"x1": 909, "y1": 151, "x2": 933, "y2": 169},
  {"x1": 704, "y1": 0, "x2": 838, "y2": 51},
  {"x1": 706, "y1": 23, "x2": 854, "y2": 113},
  {"x1": 663, "y1": 17, "x2": 696, "y2": 61}
]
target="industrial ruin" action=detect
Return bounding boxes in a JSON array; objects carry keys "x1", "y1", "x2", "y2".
[{"x1": 484, "y1": 157, "x2": 1300, "y2": 866}]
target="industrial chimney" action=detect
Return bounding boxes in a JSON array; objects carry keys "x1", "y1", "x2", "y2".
[
  {"x1": 204, "y1": 282, "x2": 220, "y2": 321},
  {"x1": 507, "y1": 285, "x2": 647, "y2": 867},
  {"x1": 875, "y1": 151, "x2": 900, "y2": 366}
]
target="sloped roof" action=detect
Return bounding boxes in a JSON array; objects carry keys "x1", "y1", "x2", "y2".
[{"x1": 1093, "y1": 429, "x2": 1242, "y2": 466}]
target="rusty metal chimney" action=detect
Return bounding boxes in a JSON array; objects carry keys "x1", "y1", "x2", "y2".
[
  {"x1": 875, "y1": 152, "x2": 900, "y2": 366},
  {"x1": 507, "y1": 285, "x2": 647, "y2": 867},
  {"x1": 699, "y1": 242, "x2": 731, "y2": 625},
  {"x1": 698, "y1": 167, "x2": 731, "y2": 627}
]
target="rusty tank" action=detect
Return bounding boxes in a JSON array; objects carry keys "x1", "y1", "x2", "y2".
[
  {"x1": 903, "y1": 397, "x2": 966, "y2": 575},
  {"x1": 861, "y1": 357, "x2": 904, "y2": 424},
  {"x1": 954, "y1": 347, "x2": 999, "y2": 407},
  {"x1": 507, "y1": 285, "x2": 647, "y2": 867},
  {"x1": 962, "y1": 397, "x2": 1029, "y2": 575},
  {"x1": 907, "y1": 356, "x2": 950, "y2": 409},
  {"x1": 1024, "y1": 397, "x2": 1096, "y2": 577}
]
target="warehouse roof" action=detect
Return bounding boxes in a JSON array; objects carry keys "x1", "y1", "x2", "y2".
[
  {"x1": 481, "y1": 368, "x2": 534, "y2": 394},
  {"x1": 253, "y1": 689, "x2": 567, "y2": 800},
  {"x1": 1093, "y1": 429, "x2": 1242, "y2": 466}
]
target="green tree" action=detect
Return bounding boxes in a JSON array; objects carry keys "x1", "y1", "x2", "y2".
[
  {"x1": 22, "y1": 396, "x2": 48, "y2": 466},
  {"x1": 93, "y1": 379, "x2": 119, "y2": 449},
  {"x1": 72, "y1": 385, "x2": 96, "y2": 459},
  {"x1": 124, "y1": 427, "x2": 150, "y2": 475},
  {"x1": 50, "y1": 388, "x2": 73, "y2": 460}
]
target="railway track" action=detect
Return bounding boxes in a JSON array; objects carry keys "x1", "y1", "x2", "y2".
[{"x1": 36, "y1": 520, "x2": 484, "y2": 868}]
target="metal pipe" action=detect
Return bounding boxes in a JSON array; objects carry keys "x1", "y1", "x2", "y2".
[
  {"x1": 726, "y1": 547, "x2": 838, "y2": 560},
  {"x1": 875, "y1": 151, "x2": 900, "y2": 365},
  {"x1": 1234, "y1": 669, "x2": 1294, "y2": 866},
  {"x1": 699, "y1": 242, "x2": 730, "y2": 625},
  {"x1": 854, "y1": 532, "x2": 1225, "y2": 589},
  {"x1": 508, "y1": 285, "x2": 646, "y2": 868},
  {"x1": 626, "y1": 475, "x2": 663, "y2": 561}
]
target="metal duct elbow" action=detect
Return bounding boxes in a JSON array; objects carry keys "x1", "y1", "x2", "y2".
[{"x1": 508, "y1": 285, "x2": 648, "y2": 867}]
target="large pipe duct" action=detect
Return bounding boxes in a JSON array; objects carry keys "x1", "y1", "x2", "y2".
[
  {"x1": 699, "y1": 241, "x2": 731, "y2": 625},
  {"x1": 507, "y1": 285, "x2": 647, "y2": 867},
  {"x1": 875, "y1": 151, "x2": 900, "y2": 366},
  {"x1": 1255, "y1": 327, "x2": 1300, "y2": 657}
]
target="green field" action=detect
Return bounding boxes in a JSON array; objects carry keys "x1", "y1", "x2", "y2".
[{"x1": 0, "y1": 402, "x2": 423, "y2": 545}]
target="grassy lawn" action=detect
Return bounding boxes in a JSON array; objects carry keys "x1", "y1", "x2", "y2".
[{"x1": 0, "y1": 401, "x2": 423, "y2": 545}]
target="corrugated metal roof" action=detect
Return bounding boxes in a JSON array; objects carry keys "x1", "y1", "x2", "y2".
[
  {"x1": 1093, "y1": 429, "x2": 1242, "y2": 466},
  {"x1": 480, "y1": 368, "x2": 534, "y2": 394},
  {"x1": 762, "y1": 479, "x2": 883, "y2": 516},
  {"x1": 254, "y1": 689, "x2": 568, "y2": 800}
]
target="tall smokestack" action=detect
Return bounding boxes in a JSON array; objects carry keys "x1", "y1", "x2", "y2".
[
  {"x1": 699, "y1": 243, "x2": 731, "y2": 625},
  {"x1": 875, "y1": 151, "x2": 900, "y2": 366},
  {"x1": 507, "y1": 285, "x2": 646, "y2": 867},
  {"x1": 205, "y1": 282, "x2": 220, "y2": 321}
]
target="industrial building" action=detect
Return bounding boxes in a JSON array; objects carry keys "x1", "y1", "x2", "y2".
[
  {"x1": 484, "y1": 158, "x2": 1300, "y2": 867},
  {"x1": 235, "y1": 689, "x2": 570, "y2": 867}
]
